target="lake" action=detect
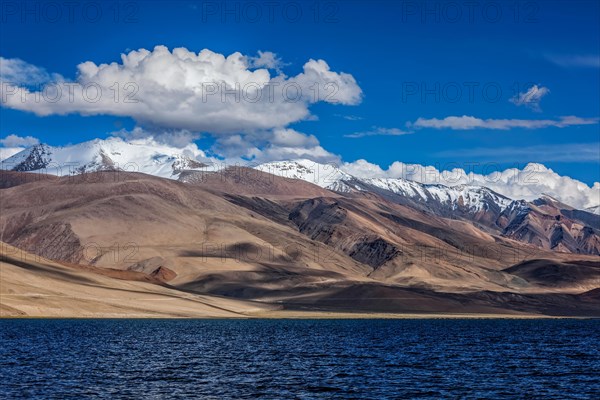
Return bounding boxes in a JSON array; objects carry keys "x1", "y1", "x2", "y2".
[{"x1": 1, "y1": 319, "x2": 599, "y2": 399}]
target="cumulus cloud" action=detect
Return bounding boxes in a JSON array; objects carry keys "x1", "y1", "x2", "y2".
[
  {"x1": 209, "y1": 128, "x2": 339, "y2": 164},
  {"x1": 0, "y1": 46, "x2": 362, "y2": 134},
  {"x1": 0, "y1": 57, "x2": 63, "y2": 86},
  {"x1": 509, "y1": 85, "x2": 550, "y2": 112},
  {"x1": 271, "y1": 128, "x2": 320, "y2": 148},
  {"x1": 2, "y1": 48, "x2": 597, "y2": 208},
  {"x1": 345, "y1": 126, "x2": 412, "y2": 138},
  {"x1": 0, "y1": 134, "x2": 40, "y2": 147},
  {"x1": 290, "y1": 59, "x2": 362, "y2": 105},
  {"x1": 410, "y1": 115, "x2": 598, "y2": 130},
  {"x1": 111, "y1": 127, "x2": 201, "y2": 148},
  {"x1": 253, "y1": 143, "x2": 339, "y2": 165},
  {"x1": 247, "y1": 51, "x2": 286, "y2": 73},
  {"x1": 341, "y1": 159, "x2": 600, "y2": 209}
]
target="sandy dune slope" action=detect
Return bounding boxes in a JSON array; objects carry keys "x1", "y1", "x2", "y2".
[{"x1": 0, "y1": 243, "x2": 275, "y2": 318}]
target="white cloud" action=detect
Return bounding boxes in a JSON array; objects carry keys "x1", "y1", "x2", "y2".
[
  {"x1": 247, "y1": 51, "x2": 286, "y2": 72},
  {"x1": 0, "y1": 134, "x2": 40, "y2": 147},
  {"x1": 0, "y1": 57, "x2": 63, "y2": 86},
  {"x1": 2, "y1": 48, "x2": 597, "y2": 209},
  {"x1": 271, "y1": 128, "x2": 320, "y2": 148},
  {"x1": 335, "y1": 114, "x2": 363, "y2": 121},
  {"x1": 345, "y1": 126, "x2": 412, "y2": 138},
  {"x1": 435, "y1": 143, "x2": 600, "y2": 163},
  {"x1": 411, "y1": 115, "x2": 598, "y2": 130},
  {"x1": 341, "y1": 159, "x2": 600, "y2": 209},
  {"x1": 209, "y1": 128, "x2": 339, "y2": 164},
  {"x1": 111, "y1": 127, "x2": 200, "y2": 148},
  {"x1": 509, "y1": 85, "x2": 550, "y2": 112},
  {"x1": 290, "y1": 59, "x2": 362, "y2": 105},
  {"x1": 0, "y1": 46, "x2": 362, "y2": 134},
  {"x1": 341, "y1": 159, "x2": 388, "y2": 178},
  {"x1": 253, "y1": 144, "x2": 339, "y2": 165},
  {"x1": 546, "y1": 54, "x2": 600, "y2": 68}
]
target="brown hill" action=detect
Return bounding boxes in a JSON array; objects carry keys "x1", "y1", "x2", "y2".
[
  {"x1": 500, "y1": 197, "x2": 600, "y2": 255},
  {"x1": 0, "y1": 170, "x2": 57, "y2": 189},
  {"x1": 0, "y1": 242, "x2": 275, "y2": 318},
  {"x1": 181, "y1": 166, "x2": 336, "y2": 198},
  {"x1": 504, "y1": 259, "x2": 600, "y2": 292},
  {"x1": 1, "y1": 170, "x2": 600, "y2": 317}
]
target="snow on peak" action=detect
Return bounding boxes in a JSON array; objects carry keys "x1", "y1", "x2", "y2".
[
  {"x1": 255, "y1": 159, "x2": 352, "y2": 189},
  {"x1": 364, "y1": 178, "x2": 513, "y2": 212},
  {"x1": 338, "y1": 159, "x2": 599, "y2": 210},
  {"x1": 255, "y1": 160, "x2": 514, "y2": 213},
  {"x1": 0, "y1": 137, "x2": 208, "y2": 178},
  {"x1": 1, "y1": 136, "x2": 597, "y2": 215},
  {"x1": 253, "y1": 158, "x2": 599, "y2": 213}
]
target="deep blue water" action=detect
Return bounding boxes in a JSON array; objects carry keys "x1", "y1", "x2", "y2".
[{"x1": 1, "y1": 319, "x2": 599, "y2": 399}]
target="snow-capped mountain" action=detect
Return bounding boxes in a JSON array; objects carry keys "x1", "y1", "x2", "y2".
[
  {"x1": 364, "y1": 179, "x2": 514, "y2": 212},
  {"x1": 0, "y1": 137, "x2": 208, "y2": 178},
  {"x1": 2, "y1": 142, "x2": 599, "y2": 255},
  {"x1": 2, "y1": 140, "x2": 597, "y2": 220},
  {"x1": 256, "y1": 160, "x2": 600, "y2": 254},
  {"x1": 256, "y1": 160, "x2": 516, "y2": 217},
  {"x1": 255, "y1": 160, "x2": 354, "y2": 189},
  {"x1": 255, "y1": 160, "x2": 600, "y2": 219}
]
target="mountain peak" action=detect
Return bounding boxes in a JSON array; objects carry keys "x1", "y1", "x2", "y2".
[
  {"x1": 0, "y1": 137, "x2": 207, "y2": 178},
  {"x1": 256, "y1": 159, "x2": 352, "y2": 188}
]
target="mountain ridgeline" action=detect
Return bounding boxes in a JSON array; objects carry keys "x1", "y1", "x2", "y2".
[{"x1": 2, "y1": 141, "x2": 599, "y2": 256}]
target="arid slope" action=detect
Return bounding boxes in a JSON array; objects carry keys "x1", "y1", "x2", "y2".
[
  {"x1": 1, "y1": 170, "x2": 600, "y2": 317},
  {"x1": 0, "y1": 242, "x2": 275, "y2": 317}
]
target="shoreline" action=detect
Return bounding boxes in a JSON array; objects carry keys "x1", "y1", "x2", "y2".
[{"x1": 2, "y1": 311, "x2": 597, "y2": 320}]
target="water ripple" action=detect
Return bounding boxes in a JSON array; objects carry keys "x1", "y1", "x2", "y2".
[{"x1": 1, "y1": 319, "x2": 599, "y2": 399}]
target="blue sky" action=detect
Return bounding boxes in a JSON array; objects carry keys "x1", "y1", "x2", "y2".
[{"x1": 1, "y1": 0, "x2": 599, "y2": 184}]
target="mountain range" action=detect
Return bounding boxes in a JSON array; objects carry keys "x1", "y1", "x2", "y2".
[
  {"x1": 1, "y1": 138, "x2": 599, "y2": 317},
  {"x1": 2, "y1": 138, "x2": 599, "y2": 211},
  {"x1": 3, "y1": 138, "x2": 599, "y2": 255}
]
